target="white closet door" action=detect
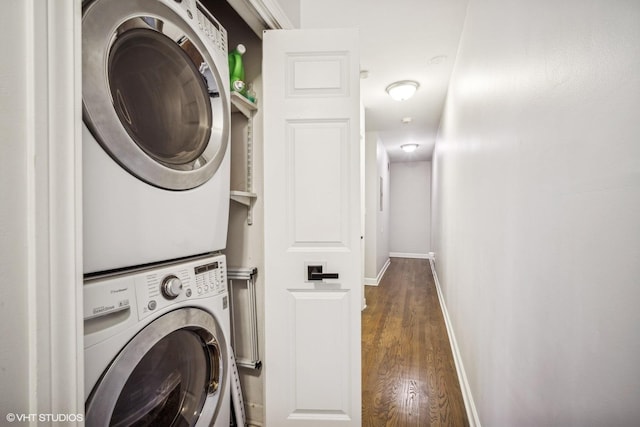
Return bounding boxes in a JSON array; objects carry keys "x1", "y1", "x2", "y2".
[{"x1": 263, "y1": 28, "x2": 362, "y2": 426}]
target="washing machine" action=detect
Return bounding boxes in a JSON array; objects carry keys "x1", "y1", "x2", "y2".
[
  {"x1": 82, "y1": 0, "x2": 231, "y2": 275},
  {"x1": 84, "y1": 254, "x2": 231, "y2": 426}
]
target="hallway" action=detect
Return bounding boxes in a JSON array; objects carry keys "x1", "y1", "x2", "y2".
[{"x1": 362, "y1": 258, "x2": 469, "y2": 426}]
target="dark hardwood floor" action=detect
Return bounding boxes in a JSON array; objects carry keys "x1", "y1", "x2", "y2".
[{"x1": 362, "y1": 258, "x2": 469, "y2": 427}]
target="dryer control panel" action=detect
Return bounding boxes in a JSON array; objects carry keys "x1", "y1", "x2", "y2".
[
  {"x1": 134, "y1": 254, "x2": 227, "y2": 321},
  {"x1": 177, "y1": 0, "x2": 228, "y2": 53},
  {"x1": 195, "y1": 3, "x2": 227, "y2": 53}
]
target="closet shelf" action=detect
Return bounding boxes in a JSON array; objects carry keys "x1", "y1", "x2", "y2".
[
  {"x1": 230, "y1": 91, "x2": 257, "y2": 119},
  {"x1": 230, "y1": 190, "x2": 257, "y2": 207}
]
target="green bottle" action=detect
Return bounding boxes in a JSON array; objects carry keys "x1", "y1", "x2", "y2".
[{"x1": 228, "y1": 44, "x2": 247, "y2": 95}]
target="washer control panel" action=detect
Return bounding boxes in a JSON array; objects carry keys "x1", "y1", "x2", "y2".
[
  {"x1": 171, "y1": 0, "x2": 227, "y2": 53},
  {"x1": 194, "y1": 260, "x2": 226, "y2": 296},
  {"x1": 135, "y1": 254, "x2": 227, "y2": 320}
]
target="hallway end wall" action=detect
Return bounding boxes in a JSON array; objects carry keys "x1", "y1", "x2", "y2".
[
  {"x1": 432, "y1": 0, "x2": 640, "y2": 425},
  {"x1": 389, "y1": 161, "x2": 431, "y2": 258}
]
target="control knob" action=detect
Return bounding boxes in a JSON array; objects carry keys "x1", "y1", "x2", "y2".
[{"x1": 161, "y1": 275, "x2": 183, "y2": 299}]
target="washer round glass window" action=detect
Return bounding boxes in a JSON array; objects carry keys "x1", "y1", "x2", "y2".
[
  {"x1": 84, "y1": 308, "x2": 228, "y2": 426},
  {"x1": 108, "y1": 28, "x2": 212, "y2": 167},
  {"x1": 110, "y1": 329, "x2": 213, "y2": 426}
]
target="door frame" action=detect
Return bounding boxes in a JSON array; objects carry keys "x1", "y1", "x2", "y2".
[
  {"x1": 226, "y1": 0, "x2": 295, "y2": 36},
  {"x1": 0, "y1": 0, "x2": 83, "y2": 417}
]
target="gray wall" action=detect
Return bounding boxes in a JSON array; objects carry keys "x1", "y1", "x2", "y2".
[
  {"x1": 203, "y1": 1, "x2": 265, "y2": 424},
  {"x1": 277, "y1": 0, "x2": 300, "y2": 27},
  {"x1": 432, "y1": 0, "x2": 640, "y2": 425},
  {"x1": 1, "y1": 2, "x2": 32, "y2": 412}
]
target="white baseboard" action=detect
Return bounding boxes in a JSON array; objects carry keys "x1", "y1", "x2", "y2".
[
  {"x1": 429, "y1": 259, "x2": 481, "y2": 427},
  {"x1": 389, "y1": 252, "x2": 433, "y2": 259},
  {"x1": 364, "y1": 258, "x2": 390, "y2": 286}
]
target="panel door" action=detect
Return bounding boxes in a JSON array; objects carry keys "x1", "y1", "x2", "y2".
[{"x1": 263, "y1": 28, "x2": 362, "y2": 426}]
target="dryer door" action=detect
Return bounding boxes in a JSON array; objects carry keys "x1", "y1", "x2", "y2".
[
  {"x1": 85, "y1": 308, "x2": 228, "y2": 426},
  {"x1": 82, "y1": 0, "x2": 229, "y2": 190}
]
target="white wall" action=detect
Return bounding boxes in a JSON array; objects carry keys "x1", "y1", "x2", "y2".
[
  {"x1": 364, "y1": 132, "x2": 377, "y2": 280},
  {"x1": 364, "y1": 132, "x2": 391, "y2": 283},
  {"x1": 432, "y1": 0, "x2": 640, "y2": 425},
  {"x1": 376, "y1": 138, "x2": 391, "y2": 276},
  {"x1": 389, "y1": 161, "x2": 431, "y2": 257}
]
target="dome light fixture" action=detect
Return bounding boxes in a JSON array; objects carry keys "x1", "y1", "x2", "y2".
[
  {"x1": 386, "y1": 80, "x2": 419, "y2": 101},
  {"x1": 401, "y1": 143, "x2": 419, "y2": 153}
]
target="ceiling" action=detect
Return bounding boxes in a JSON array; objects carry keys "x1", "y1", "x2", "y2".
[{"x1": 299, "y1": 0, "x2": 469, "y2": 162}]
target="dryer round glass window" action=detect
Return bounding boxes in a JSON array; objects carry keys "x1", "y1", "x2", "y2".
[
  {"x1": 82, "y1": 0, "x2": 229, "y2": 190},
  {"x1": 108, "y1": 28, "x2": 212, "y2": 167}
]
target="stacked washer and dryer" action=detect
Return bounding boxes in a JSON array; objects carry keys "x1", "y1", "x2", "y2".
[{"x1": 81, "y1": 0, "x2": 232, "y2": 425}]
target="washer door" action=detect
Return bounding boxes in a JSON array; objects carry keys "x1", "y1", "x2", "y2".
[
  {"x1": 82, "y1": 0, "x2": 229, "y2": 190},
  {"x1": 85, "y1": 308, "x2": 227, "y2": 426}
]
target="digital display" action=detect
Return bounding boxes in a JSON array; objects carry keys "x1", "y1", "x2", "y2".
[
  {"x1": 195, "y1": 261, "x2": 218, "y2": 275},
  {"x1": 197, "y1": 5, "x2": 220, "y2": 31}
]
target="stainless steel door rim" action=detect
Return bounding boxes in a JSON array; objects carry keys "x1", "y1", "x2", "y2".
[{"x1": 84, "y1": 307, "x2": 228, "y2": 426}]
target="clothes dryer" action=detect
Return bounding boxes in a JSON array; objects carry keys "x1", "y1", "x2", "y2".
[
  {"x1": 84, "y1": 254, "x2": 231, "y2": 426},
  {"x1": 82, "y1": 0, "x2": 230, "y2": 274}
]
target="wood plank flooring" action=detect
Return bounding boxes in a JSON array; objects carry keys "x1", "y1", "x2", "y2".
[{"x1": 362, "y1": 258, "x2": 469, "y2": 427}]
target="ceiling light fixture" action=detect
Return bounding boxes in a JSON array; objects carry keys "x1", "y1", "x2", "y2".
[
  {"x1": 386, "y1": 80, "x2": 419, "y2": 101},
  {"x1": 401, "y1": 144, "x2": 419, "y2": 153}
]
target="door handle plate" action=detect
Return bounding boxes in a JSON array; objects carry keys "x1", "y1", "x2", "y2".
[{"x1": 307, "y1": 265, "x2": 339, "y2": 281}]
